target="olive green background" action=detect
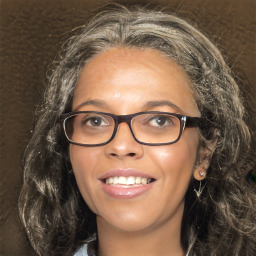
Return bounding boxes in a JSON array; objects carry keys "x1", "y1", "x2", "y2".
[{"x1": 0, "y1": 0, "x2": 255, "y2": 255}]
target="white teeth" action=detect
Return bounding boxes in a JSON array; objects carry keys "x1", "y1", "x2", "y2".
[
  {"x1": 141, "y1": 177, "x2": 147, "y2": 185},
  {"x1": 135, "y1": 177, "x2": 141, "y2": 184},
  {"x1": 127, "y1": 176, "x2": 135, "y2": 185},
  {"x1": 119, "y1": 176, "x2": 126, "y2": 185},
  {"x1": 113, "y1": 177, "x2": 119, "y2": 184},
  {"x1": 105, "y1": 176, "x2": 153, "y2": 185}
]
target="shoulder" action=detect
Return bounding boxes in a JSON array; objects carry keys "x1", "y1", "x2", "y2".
[
  {"x1": 74, "y1": 244, "x2": 88, "y2": 256},
  {"x1": 74, "y1": 236, "x2": 97, "y2": 256}
]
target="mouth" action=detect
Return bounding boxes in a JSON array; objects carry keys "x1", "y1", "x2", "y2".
[
  {"x1": 104, "y1": 176, "x2": 155, "y2": 186},
  {"x1": 99, "y1": 169, "x2": 156, "y2": 199}
]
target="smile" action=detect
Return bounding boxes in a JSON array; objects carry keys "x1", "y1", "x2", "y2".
[
  {"x1": 105, "y1": 176, "x2": 153, "y2": 186},
  {"x1": 99, "y1": 169, "x2": 156, "y2": 199}
]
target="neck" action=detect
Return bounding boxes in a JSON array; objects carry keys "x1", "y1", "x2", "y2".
[{"x1": 96, "y1": 209, "x2": 186, "y2": 256}]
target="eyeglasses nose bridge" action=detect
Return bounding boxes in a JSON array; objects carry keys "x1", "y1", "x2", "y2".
[
  {"x1": 112, "y1": 114, "x2": 135, "y2": 139},
  {"x1": 116, "y1": 114, "x2": 133, "y2": 126}
]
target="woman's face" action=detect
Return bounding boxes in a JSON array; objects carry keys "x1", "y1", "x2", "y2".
[{"x1": 70, "y1": 47, "x2": 202, "y2": 233}]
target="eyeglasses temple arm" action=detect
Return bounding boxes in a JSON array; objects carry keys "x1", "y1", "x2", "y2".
[{"x1": 185, "y1": 117, "x2": 212, "y2": 130}]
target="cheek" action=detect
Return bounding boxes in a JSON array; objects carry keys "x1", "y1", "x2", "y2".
[
  {"x1": 139, "y1": 131, "x2": 200, "y2": 222},
  {"x1": 69, "y1": 145, "x2": 102, "y2": 209},
  {"x1": 147, "y1": 131, "x2": 199, "y2": 181},
  {"x1": 70, "y1": 146, "x2": 100, "y2": 173},
  {"x1": 70, "y1": 146, "x2": 97, "y2": 176}
]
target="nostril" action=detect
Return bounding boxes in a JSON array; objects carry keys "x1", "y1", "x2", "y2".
[{"x1": 110, "y1": 152, "x2": 136, "y2": 157}]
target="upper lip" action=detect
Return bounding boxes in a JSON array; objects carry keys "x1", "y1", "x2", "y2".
[{"x1": 98, "y1": 168, "x2": 156, "y2": 180}]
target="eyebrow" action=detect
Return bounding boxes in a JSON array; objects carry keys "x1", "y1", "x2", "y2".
[
  {"x1": 74, "y1": 99, "x2": 107, "y2": 110},
  {"x1": 75, "y1": 99, "x2": 183, "y2": 113},
  {"x1": 143, "y1": 100, "x2": 183, "y2": 112}
]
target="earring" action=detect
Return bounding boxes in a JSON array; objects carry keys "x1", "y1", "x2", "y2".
[
  {"x1": 194, "y1": 181, "x2": 204, "y2": 198},
  {"x1": 194, "y1": 171, "x2": 207, "y2": 198},
  {"x1": 199, "y1": 171, "x2": 205, "y2": 178}
]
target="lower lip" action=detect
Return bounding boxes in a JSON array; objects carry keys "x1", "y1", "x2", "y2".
[{"x1": 100, "y1": 181, "x2": 154, "y2": 199}]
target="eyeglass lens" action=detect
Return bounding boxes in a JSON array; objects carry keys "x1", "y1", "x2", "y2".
[{"x1": 64, "y1": 112, "x2": 181, "y2": 145}]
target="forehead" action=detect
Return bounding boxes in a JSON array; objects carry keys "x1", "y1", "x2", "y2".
[
  {"x1": 82, "y1": 47, "x2": 185, "y2": 79},
  {"x1": 73, "y1": 47, "x2": 199, "y2": 116}
]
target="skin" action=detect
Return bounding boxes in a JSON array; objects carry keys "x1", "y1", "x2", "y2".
[{"x1": 70, "y1": 47, "x2": 210, "y2": 256}]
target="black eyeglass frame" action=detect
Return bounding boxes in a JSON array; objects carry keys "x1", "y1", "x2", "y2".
[{"x1": 61, "y1": 111, "x2": 211, "y2": 147}]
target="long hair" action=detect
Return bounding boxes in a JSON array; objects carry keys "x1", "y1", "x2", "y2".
[{"x1": 18, "y1": 4, "x2": 256, "y2": 256}]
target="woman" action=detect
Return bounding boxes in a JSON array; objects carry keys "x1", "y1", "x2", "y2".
[{"x1": 18, "y1": 4, "x2": 256, "y2": 256}]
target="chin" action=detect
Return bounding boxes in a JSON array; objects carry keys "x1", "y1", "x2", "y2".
[
  {"x1": 98, "y1": 214, "x2": 157, "y2": 233},
  {"x1": 96, "y1": 202, "x2": 172, "y2": 234}
]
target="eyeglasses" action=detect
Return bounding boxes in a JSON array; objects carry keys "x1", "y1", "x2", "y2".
[{"x1": 61, "y1": 111, "x2": 210, "y2": 147}]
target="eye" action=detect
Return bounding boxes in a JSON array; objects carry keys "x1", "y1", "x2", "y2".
[
  {"x1": 82, "y1": 115, "x2": 110, "y2": 127},
  {"x1": 148, "y1": 115, "x2": 174, "y2": 127}
]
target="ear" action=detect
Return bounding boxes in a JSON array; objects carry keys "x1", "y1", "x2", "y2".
[{"x1": 193, "y1": 139, "x2": 216, "y2": 181}]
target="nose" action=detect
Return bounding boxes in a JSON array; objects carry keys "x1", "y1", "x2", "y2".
[{"x1": 104, "y1": 122, "x2": 144, "y2": 159}]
